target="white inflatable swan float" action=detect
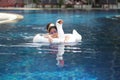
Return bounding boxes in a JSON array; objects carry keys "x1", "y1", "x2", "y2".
[{"x1": 33, "y1": 19, "x2": 82, "y2": 43}]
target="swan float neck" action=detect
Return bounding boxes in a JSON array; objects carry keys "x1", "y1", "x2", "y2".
[{"x1": 56, "y1": 19, "x2": 65, "y2": 42}]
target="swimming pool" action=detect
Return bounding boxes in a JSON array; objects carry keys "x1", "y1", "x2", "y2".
[{"x1": 0, "y1": 9, "x2": 120, "y2": 80}]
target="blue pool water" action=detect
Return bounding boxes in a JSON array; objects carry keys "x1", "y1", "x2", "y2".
[{"x1": 0, "y1": 9, "x2": 120, "y2": 80}]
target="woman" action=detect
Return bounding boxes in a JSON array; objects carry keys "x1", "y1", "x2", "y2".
[
  {"x1": 45, "y1": 20, "x2": 69, "y2": 43},
  {"x1": 45, "y1": 23, "x2": 58, "y2": 42}
]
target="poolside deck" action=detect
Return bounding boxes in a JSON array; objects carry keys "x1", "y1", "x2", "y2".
[{"x1": 0, "y1": 3, "x2": 120, "y2": 10}]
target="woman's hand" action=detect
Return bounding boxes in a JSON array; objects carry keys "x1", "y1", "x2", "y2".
[
  {"x1": 44, "y1": 35, "x2": 53, "y2": 43},
  {"x1": 64, "y1": 35, "x2": 70, "y2": 42},
  {"x1": 48, "y1": 35, "x2": 53, "y2": 43}
]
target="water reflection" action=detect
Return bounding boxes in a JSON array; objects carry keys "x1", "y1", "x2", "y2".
[
  {"x1": 36, "y1": 42, "x2": 81, "y2": 67},
  {"x1": 56, "y1": 44, "x2": 65, "y2": 67},
  {"x1": 40, "y1": 43, "x2": 65, "y2": 67}
]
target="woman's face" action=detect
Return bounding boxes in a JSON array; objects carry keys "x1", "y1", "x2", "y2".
[{"x1": 49, "y1": 28, "x2": 58, "y2": 38}]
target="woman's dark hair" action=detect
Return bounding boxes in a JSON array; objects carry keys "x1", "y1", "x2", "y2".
[
  {"x1": 48, "y1": 26, "x2": 57, "y2": 33},
  {"x1": 46, "y1": 23, "x2": 52, "y2": 31},
  {"x1": 46, "y1": 23, "x2": 57, "y2": 32}
]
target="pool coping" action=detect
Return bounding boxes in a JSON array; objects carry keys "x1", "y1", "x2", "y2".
[
  {"x1": 0, "y1": 7, "x2": 120, "y2": 10},
  {"x1": 0, "y1": 13, "x2": 23, "y2": 24},
  {"x1": 0, "y1": 7, "x2": 119, "y2": 24}
]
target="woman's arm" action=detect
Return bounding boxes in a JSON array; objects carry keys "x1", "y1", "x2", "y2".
[{"x1": 44, "y1": 34, "x2": 53, "y2": 43}]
